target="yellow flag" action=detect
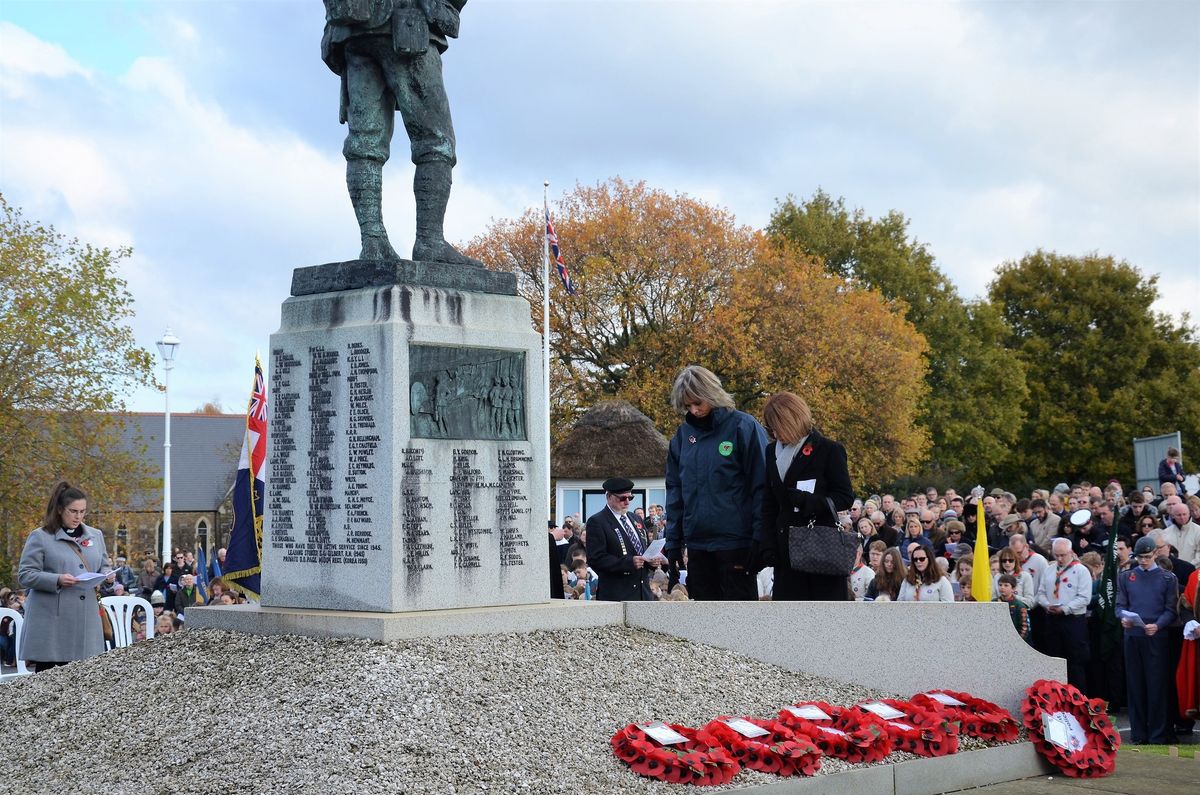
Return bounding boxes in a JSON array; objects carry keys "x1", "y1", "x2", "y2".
[{"x1": 971, "y1": 500, "x2": 992, "y2": 602}]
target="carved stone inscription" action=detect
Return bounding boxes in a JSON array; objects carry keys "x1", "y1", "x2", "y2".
[
  {"x1": 401, "y1": 447, "x2": 433, "y2": 573},
  {"x1": 272, "y1": 342, "x2": 385, "y2": 567},
  {"x1": 342, "y1": 341, "x2": 380, "y2": 565},
  {"x1": 268, "y1": 349, "x2": 300, "y2": 556},
  {"x1": 497, "y1": 449, "x2": 532, "y2": 566},
  {"x1": 409, "y1": 345, "x2": 526, "y2": 440},
  {"x1": 450, "y1": 448, "x2": 490, "y2": 569}
]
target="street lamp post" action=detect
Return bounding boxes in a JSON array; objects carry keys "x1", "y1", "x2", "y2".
[{"x1": 157, "y1": 329, "x2": 181, "y2": 564}]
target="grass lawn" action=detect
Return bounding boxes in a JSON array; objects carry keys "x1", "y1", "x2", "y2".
[{"x1": 1121, "y1": 744, "x2": 1197, "y2": 759}]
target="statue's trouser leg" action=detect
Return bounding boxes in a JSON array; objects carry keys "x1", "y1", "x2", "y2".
[
  {"x1": 344, "y1": 48, "x2": 398, "y2": 261},
  {"x1": 387, "y1": 48, "x2": 482, "y2": 266}
]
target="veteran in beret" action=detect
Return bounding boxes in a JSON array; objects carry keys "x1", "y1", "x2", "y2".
[{"x1": 585, "y1": 478, "x2": 665, "y2": 601}]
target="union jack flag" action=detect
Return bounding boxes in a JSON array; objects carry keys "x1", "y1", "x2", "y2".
[
  {"x1": 249, "y1": 368, "x2": 268, "y2": 422},
  {"x1": 545, "y1": 204, "x2": 575, "y2": 295},
  {"x1": 225, "y1": 355, "x2": 267, "y2": 599}
]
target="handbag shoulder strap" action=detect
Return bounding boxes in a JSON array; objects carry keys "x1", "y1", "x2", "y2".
[{"x1": 806, "y1": 496, "x2": 840, "y2": 528}]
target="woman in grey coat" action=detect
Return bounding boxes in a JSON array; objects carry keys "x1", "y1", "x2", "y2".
[{"x1": 18, "y1": 481, "x2": 112, "y2": 671}]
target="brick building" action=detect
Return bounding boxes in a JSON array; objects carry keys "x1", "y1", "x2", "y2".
[{"x1": 96, "y1": 413, "x2": 247, "y2": 562}]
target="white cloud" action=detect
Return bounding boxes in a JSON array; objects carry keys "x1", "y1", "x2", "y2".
[{"x1": 0, "y1": 21, "x2": 91, "y2": 93}]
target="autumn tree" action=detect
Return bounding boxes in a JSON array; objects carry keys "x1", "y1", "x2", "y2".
[
  {"x1": 698, "y1": 240, "x2": 930, "y2": 486},
  {"x1": 466, "y1": 178, "x2": 757, "y2": 442},
  {"x1": 988, "y1": 250, "x2": 1200, "y2": 487},
  {"x1": 768, "y1": 191, "x2": 1026, "y2": 484},
  {"x1": 0, "y1": 195, "x2": 158, "y2": 583},
  {"x1": 466, "y1": 179, "x2": 929, "y2": 487}
]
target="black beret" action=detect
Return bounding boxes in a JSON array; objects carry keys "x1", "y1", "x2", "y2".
[
  {"x1": 1133, "y1": 536, "x2": 1156, "y2": 556},
  {"x1": 602, "y1": 477, "x2": 635, "y2": 493}
]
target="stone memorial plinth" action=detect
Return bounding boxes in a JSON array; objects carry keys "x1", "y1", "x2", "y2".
[{"x1": 260, "y1": 259, "x2": 549, "y2": 612}]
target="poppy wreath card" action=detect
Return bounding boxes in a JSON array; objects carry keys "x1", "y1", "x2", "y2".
[
  {"x1": 776, "y1": 701, "x2": 891, "y2": 764},
  {"x1": 863, "y1": 698, "x2": 960, "y2": 757},
  {"x1": 700, "y1": 716, "x2": 823, "y2": 777},
  {"x1": 610, "y1": 722, "x2": 740, "y2": 785},
  {"x1": 1020, "y1": 680, "x2": 1119, "y2": 778},
  {"x1": 910, "y1": 689, "x2": 1019, "y2": 742}
]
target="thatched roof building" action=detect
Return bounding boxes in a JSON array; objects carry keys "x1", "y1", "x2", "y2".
[{"x1": 552, "y1": 400, "x2": 668, "y2": 479}]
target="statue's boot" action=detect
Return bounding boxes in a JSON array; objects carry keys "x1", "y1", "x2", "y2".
[
  {"x1": 348, "y1": 159, "x2": 399, "y2": 262},
  {"x1": 412, "y1": 161, "x2": 484, "y2": 267}
]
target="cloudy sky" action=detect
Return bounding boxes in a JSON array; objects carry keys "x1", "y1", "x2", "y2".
[{"x1": 1, "y1": 0, "x2": 1197, "y2": 413}]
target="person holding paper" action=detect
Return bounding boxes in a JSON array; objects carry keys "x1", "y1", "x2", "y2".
[
  {"x1": 758, "y1": 391, "x2": 855, "y2": 600},
  {"x1": 586, "y1": 477, "x2": 665, "y2": 601},
  {"x1": 1118, "y1": 535, "x2": 1179, "y2": 744},
  {"x1": 17, "y1": 481, "x2": 113, "y2": 671}
]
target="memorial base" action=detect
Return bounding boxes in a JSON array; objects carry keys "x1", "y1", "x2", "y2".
[
  {"x1": 262, "y1": 272, "x2": 549, "y2": 613},
  {"x1": 188, "y1": 601, "x2": 622, "y2": 641}
]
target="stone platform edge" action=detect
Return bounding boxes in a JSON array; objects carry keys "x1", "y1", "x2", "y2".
[
  {"x1": 186, "y1": 600, "x2": 623, "y2": 641},
  {"x1": 733, "y1": 742, "x2": 1054, "y2": 794},
  {"x1": 291, "y1": 258, "x2": 517, "y2": 296}
]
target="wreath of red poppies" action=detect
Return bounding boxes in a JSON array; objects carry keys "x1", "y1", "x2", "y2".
[
  {"x1": 699, "y1": 716, "x2": 823, "y2": 777},
  {"x1": 910, "y1": 690, "x2": 1020, "y2": 743},
  {"x1": 775, "y1": 701, "x2": 892, "y2": 764},
  {"x1": 1020, "y1": 680, "x2": 1119, "y2": 778},
  {"x1": 610, "y1": 723, "x2": 740, "y2": 785},
  {"x1": 863, "y1": 698, "x2": 959, "y2": 757}
]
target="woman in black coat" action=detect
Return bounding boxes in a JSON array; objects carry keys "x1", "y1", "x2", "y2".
[{"x1": 758, "y1": 392, "x2": 855, "y2": 601}]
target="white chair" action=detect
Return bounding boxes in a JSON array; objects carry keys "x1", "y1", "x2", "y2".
[
  {"x1": 0, "y1": 607, "x2": 30, "y2": 681},
  {"x1": 100, "y1": 595, "x2": 155, "y2": 649}
]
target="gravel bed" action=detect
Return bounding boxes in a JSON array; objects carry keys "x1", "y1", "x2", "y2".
[{"x1": 0, "y1": 625, "x2": 1010, "y2": 794}]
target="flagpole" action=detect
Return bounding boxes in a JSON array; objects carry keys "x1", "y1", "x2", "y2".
[{"x1": 542, "y1": 181, "x2": 552, "y2": 525}]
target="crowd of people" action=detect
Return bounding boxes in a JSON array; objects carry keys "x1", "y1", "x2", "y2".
[{"x1": 558, "y1": 366, "x2": 1198, "y2": 745}]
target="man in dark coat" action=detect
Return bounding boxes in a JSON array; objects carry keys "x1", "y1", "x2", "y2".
[{"x1": 586, "y1": 478, "x2": 664, "y2": 601}]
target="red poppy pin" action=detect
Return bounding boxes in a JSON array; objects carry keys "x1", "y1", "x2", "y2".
[
  {"x1": 801, "y1": 443, "x2": 813, "y2": 456},
  {"x1": 1129, "y1": 573, "x2": 1136, "y2": 582},
  {"x1": 80, "y1": 538, "x2": 91, "y2": 547}
]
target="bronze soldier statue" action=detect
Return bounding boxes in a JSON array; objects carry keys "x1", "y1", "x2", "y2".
[{"x1": 321, "y1": 0, "x2": 481, "y2": 266}]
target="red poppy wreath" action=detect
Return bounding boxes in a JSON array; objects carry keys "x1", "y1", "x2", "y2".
[
  {"x1": 909, "y1": 689, "x2": 1019, "y2": 743},
  {"x1": 776, "y1": 701, "x2": 891, "y2": 764},
  {"x1": 858, "y1": 698, "x2": 960, "y2": 757},
  {"x1": 700, "y1": 716, "x2": 823, "y2": 777},
  {"x1": 610, "y1": 722, "x2": 740, "y2": 785},
  {"x1": 1020, "y1": 680, "x2": 1119, "y2": 778}
]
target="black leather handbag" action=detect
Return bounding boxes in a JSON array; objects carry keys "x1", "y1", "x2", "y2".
[{"x1": 787, "y1": 496, "x2": 860, "y2": 576}]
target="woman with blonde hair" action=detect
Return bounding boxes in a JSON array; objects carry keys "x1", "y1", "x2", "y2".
[{"x1": 664, "y1": 366, "x2": 768, "y2": 600}]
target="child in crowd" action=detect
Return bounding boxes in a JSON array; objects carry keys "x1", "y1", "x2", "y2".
[
  {"x1": 850, "y1": 546, "x2": 875, "y2": 601},
  {"x1": 954, "y1": 558, "x2": 974, "y2": 601},
  {"x1": 997, "y1": 573, "x2": 1031, "y2": 643}
]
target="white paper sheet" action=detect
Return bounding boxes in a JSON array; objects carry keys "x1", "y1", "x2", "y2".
[
  {"x1": 722, "y1": 718, "x2": 769, "y2": 738},
  {"x1": 71, "y1": 571, "x2": 109, "y2": 586},
  {"x1": 1184, "y1": 620, "x2": 1200, "y2": 641},
  {"x1": 1119, "y1": 610, "x2": 1145, "y2": 628},
  {"x1": 889, "y1": 721, "x2": 915, "y2": 731},
  {"x1": 795, "y1": 479, "x2": 817, "y2": 493},
  {"x1": 641, "y1": 539, "x2": 666, "y2": 561},
  {"x1": 640, "y1": 722, "x2": 688, "y2": 745},
  {"x1": 925, "y1": 692, "x2": 967, "y2": 707},
  {"x1": 860, "y1": 702, "x2": 906, "y2": 720},
  {"x1": 784, "y1": 705, "x2": 832, "y2": 721}
]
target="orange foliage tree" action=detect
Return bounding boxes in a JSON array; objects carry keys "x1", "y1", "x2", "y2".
[{"x1": 465, "y1": 179, "x2": 929, "y2": 487}]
